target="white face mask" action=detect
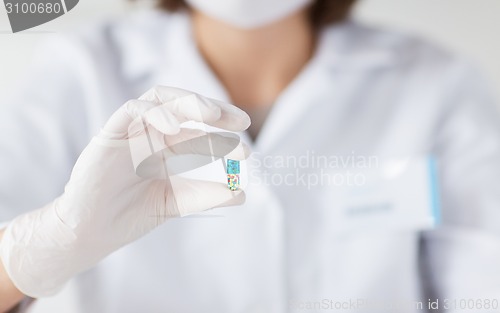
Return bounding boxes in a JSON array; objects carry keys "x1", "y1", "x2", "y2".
[{"x1": 185, "y1": 0, "x2": 313, "y2": 29}]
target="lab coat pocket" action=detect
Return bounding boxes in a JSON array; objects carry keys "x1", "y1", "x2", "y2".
[{"x1": 319, "y1": 156, "x2": 440, "y2": 235}]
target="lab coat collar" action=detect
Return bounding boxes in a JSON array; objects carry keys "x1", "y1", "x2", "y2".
[
  {"x1": 119, "y1": 11, "x2": 406, "y2": 151},
  {"x1": 252, "y1": 19, "x2": 412, "y2": 151},
  {"x1": 116, "y1": 10, "x2": 173, "y2": 83},
  {"x1": 114, "y1": 10, "x2": 229, "y2": 100},
  {"x1": 118, "y1": 11, "x2": 404, "y2": 89},
  {"x1": 153, "y1": 13, "x2": 231, "y2": 102},
  {"x1": 315, "y1": 18, "x2": 407, "y2": 70}
]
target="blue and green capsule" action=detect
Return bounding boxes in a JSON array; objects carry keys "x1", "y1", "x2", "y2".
[{"x1": 226, "y1": 159, "x2": 240, "y2": 191}]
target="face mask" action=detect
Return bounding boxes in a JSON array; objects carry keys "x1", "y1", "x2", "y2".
[{"x1": 185, "y1": 0, "x2": 313, "y2": 29}]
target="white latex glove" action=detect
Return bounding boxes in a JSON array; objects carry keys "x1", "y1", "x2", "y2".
[{"x1": 0, "y1": 86, "x2": 251, "y2": 298}]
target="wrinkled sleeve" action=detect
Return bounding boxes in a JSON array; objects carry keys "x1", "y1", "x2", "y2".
[
  {"x1": 420, "y1": 62, "x2": 500, "y2": 306},
  {"x1": 0, "y1": 36, "x2": 93, "y2": 223}
]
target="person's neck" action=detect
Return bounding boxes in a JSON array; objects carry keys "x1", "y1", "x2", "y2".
[{"x1": 191, "y1": 10, "x2": 315, "y2": 110}]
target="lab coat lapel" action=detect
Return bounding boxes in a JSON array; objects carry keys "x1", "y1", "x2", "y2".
[
  {"x1": 253, "y1": 28, "x2": 339, "y2": 153},
  {"x1": 153, "y1": 14, "x2": 231, "y2": 104},
  {"x1": 253, "y1": 20, "x2": 398, "y2": 153}
]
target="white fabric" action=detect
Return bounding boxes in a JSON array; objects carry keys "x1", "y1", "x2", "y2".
[
  {"x1": 185, "y1": 0, "x2": 312, "y2": 29},
  {"x1": 0, "y1": 10, "x2": 499, "y2": 313}
]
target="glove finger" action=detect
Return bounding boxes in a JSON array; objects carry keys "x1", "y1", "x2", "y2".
[
  {"x1": 139, "y1": 86, "x2": 222, "y2": 126},
  {"x1": 140, "y1": 86, "x2": 251, "y2": 132},
  {"x1": 133, "y1": 128, "x2": 250, "y2": 178},
  {"x1": 205, "y1": 97, "x2": 251, "y2": 132},
  {"x1": 138, "y1": 85, "x2": 195, "y2": 103},
  {"x1": 101, "y1": 99, "x2": 180, "y2": 139},
  {"x1": 165, "y1": 128, "x2": 251, "y2": 160},
  {"x1": 103, "y1": 85, "x2": 251, "y2": 139},
  {"x1": 166, "y1": 177, "x2": 246, "y2": 217}
]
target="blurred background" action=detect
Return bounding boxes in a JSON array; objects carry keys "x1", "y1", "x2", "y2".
[{"x1": 0, "y1": 0, "x2": 500, "y2": 102}]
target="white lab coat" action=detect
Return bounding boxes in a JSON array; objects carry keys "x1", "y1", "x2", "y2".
[{"x1": 1, "y1": 9, "x2": 500, "y2": 313}]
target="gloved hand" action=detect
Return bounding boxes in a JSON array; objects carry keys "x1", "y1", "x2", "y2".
[{"x1": 0, "y1": 86, "x2": 251, "y2": 298}]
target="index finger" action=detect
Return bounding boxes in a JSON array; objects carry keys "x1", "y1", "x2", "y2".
[{"x1": 140, "y1": 86, "x2": 251, "y2": 132}]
